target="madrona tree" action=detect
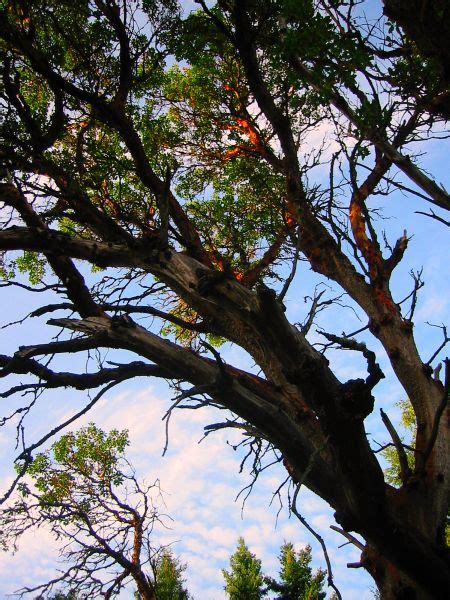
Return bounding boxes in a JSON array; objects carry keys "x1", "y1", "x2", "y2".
[
  {"x1": 0, "y1": 424, "x2": 167, "y2": 599},
  {"x1": 0, "y1": 1, "x2": 449, "y2": 597}
]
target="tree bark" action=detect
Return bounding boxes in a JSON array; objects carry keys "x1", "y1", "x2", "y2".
[{"x1": 0, "y1": 2, "x2": 449, "y2": 598}]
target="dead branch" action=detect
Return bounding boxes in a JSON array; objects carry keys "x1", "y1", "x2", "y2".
[
  {"x1": 330, "y1": 525, "x2": 365, "y2": 551},
  {"x1": 415, "y1": 210, "x2": 450, "y2": 227},
  {"x1": 319, "y1": 331, "x2": 384, "y2": 389},
  {"x1": 291, "y1": 484, "x2": 342, "y2": 600}
]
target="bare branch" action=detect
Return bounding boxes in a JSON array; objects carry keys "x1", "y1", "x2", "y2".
[
  {"x1": 319, "y1": 331, "x2": 384, "y2": 390},
  {"x1": 291, "y1": 484, "x2": 342, "y2": 600},
  {"x1": 16, "y1": 381, "x2": 119, "y2": 461},
  {"x1": 330, "y1": 525, "x2": 365, "y2": 552},
  {"x1": 0, "y1": 355, "x2": 171, "y2": 391},
  {"x1": 426, "y1": 324, "x2": 450, "y2": 365},
  {"x1": 415, "y1": 209, "x2": 450, "y2": 227}
]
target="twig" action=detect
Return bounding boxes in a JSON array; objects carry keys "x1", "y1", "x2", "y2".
[
  {"x1": 372, "y1": 441, "x2": 416, "y2": 454},
  {"x1": 397, "y1": 269, "x2": 424, "y2": 320},
  {"x1": 415, "y1": 210, "x2": 450, "y2": 227},
  {"x1": 279, "y1": 226, "x2": 301, "y2": 302},
  {"x1": 161, "y1": 384, "x2": 210, "y2": 456},
  {"x1": 330, "y1": 525, "x2": 365, "y2": 551},
  {"x1": 289, "y1": 438, "x2": 341, "y2": 599},
  {"x1": 426, "y1": 324, "x2": 449, "y2": 365},
  {"x1": 16, "y1": 381, "x2": 120, "y2": 461},
  {"x1": 203, "y1": 420, "x2": 262, "y2": 438},
  {"x1": 200, "y1": 340, "x2": 232, "y2": 387},
  {"x1": 343, "y1": 323, "x2": 370, "y2": 337},
  {"x1": 291, "y1": 484, "x2": 342, "y2": 600},
  {"x1": 0, "y1": 454, "x2": 32, "y2": 506}
]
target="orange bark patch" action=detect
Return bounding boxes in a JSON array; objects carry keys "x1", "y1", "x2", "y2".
[
  {"x1": 222, "y1": 146, "x2": 241, "y2": 160},
  {"x1": 349, "y1": 197, "x2": 382, "y2": 280},
  {"x1": 373, "y1": 286, "x2": 397, "y2": 314},
  {"x1": 220, "y1": 115, "x2": 266, "y2": 160},
  {"x1": 235, "y1": 118, "x2": 260, "y2": 147},
  {"x1": 206, "y1": 250, "x2": 242, "y2": 281},
  {"x1": 285, "y1": 210, "x2": 296, "y2": 227}
]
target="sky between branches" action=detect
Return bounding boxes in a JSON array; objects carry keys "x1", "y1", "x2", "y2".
[{"x1": 0, "y1": 0, "x2": 449, "y2": 597}]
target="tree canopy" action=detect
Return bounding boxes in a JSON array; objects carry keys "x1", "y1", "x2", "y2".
[
  {"x1": 0, "y1": 424, "x2": 166, "y2": 599},
  {"x1": 0, "y1": 1, "x2": 449, "y2": 598},
  {"x1": 265, "y1": 542, "x2": 325, "y2": 600},
  {"x1": 222, "y1": 537, "x2": 266, "y2": 600}
]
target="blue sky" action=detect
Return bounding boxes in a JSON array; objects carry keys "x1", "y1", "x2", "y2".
[
  {"x1": 1, "y1": 1, "x2": 450, "y2": 597},
  {"x1": 1, "y1": 185, "x2": 448, "y2": 598},
  {"x1": 0, "y1": 125, "x2": 449, "y2": 600}
]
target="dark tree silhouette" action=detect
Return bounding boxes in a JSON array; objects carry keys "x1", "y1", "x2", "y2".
[{"x1": 0, "y1": 1, "x2": 449, "y2": 597}]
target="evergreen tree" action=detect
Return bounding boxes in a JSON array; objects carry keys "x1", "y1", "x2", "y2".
[
  {"x1": 265, "y1": 543, "x2": 325, "y2": 600},
  {"x1": 222, "y1": 538, "x2": 266, "y2": 600},
  {"x1": 153, "y1": 550, "x2": 191, "y2": 600},
  {"x1": 1, "y1": 1, "x2": 450, "y2": 596}
]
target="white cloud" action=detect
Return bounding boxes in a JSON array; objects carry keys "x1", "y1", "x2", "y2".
[
  {"x1": 0, "y1": 385, "x2": 374, "y2": 599},
  {"x1": 415, "y1": 293, "x2": 448, "y2": 322}
]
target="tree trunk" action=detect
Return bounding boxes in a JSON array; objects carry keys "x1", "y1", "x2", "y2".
[
  {"x1": 133, "y1": 573, "x2": 157, "y2": 600},
  {"x1": 364, "y1": 547, "x2": 434, "y2": 600},
  {"x1": 0, "y1": 2, "x2": 449, "y2": 598}
]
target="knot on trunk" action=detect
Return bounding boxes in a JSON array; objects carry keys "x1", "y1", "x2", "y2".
[{"x1": 339, "y1": 379, "x2": 374, "y2": 420}]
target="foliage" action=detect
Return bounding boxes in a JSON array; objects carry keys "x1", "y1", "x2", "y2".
[
  {"x1": 152, "y1": 550, "x2": 191, "y2": 600},
  {"x1": 16, "y1": 251, "x2": 46, "y2": 284},
  {"x1": 265, "y1": 543, "x2": 325, "y2": 600},
  {"x1": 0, "y1": 1, "x2": 449, "y2": 597},
  {"x1": 381, "y1": 399, "x2": 416, "y2": 487},
  {"x1": 18, "y1": 423, "x2": 129, "y2": 499},
  {"x1": 222, "y1": 537, "x2": 266, "y2": 599},
  {"x1": 0, "y1": 425, "x2": 164, "y2": 599}
]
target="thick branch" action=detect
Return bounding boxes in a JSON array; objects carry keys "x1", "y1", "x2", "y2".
[
  {"x1": 1, "y1": 183, "x2": 104, "y2": 318},
  {"x1": 44, "y1": 316, "x2": 343, "y2": 507},
  {"x1": 0, "y1": 355, "x2": 171, "y2": 391}
]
